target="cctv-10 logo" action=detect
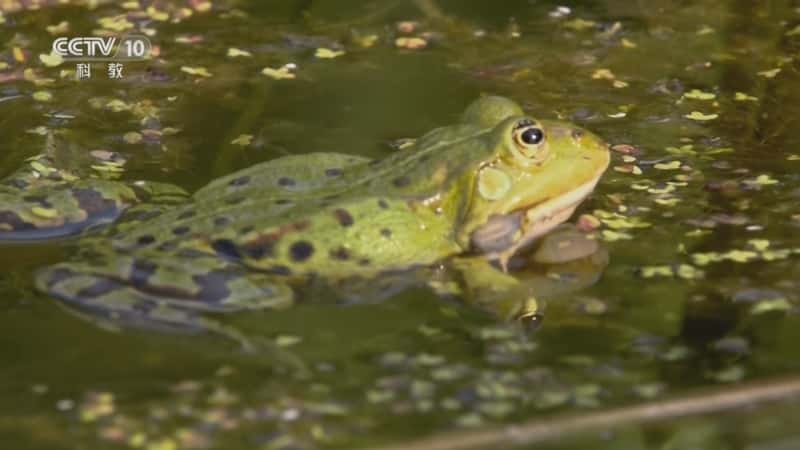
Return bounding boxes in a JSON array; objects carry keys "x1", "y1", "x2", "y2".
[{"x1": 52, "y1": 36, "x2": 152, "y2": 60}]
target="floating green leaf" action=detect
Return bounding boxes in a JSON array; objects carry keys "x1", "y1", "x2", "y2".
[
  {"x1": 685, "y1": 111, "x2": 718, "y2": 121},
  {"x1": 683, "y1": 89, "x2": 715, "y2": 100},
  {"x1": 735, "y1": 92, "x2": 758, "y2": 101},
  {"x1": 31, "y1": 206, "x2": 58, "y2": 219},
  {"x1": 32, "y1": 91, "x2": 53, "y2": 102},
  {"x1": 262, "y1": 66, "x2": 295, "y2": 80},
  {"x1": 227, "y1": 47, "x2": 252, "y2": 58},
  {"x1": 231, "y1": 134, "x2": 253, "y2": 146},
  {"x1": 563, "y1": 18, "x2": 597, "y2": 31},
  {"x1": 654, "y1": 160, "x2": 681, "y2": 170},
  {"x1": 181, "y1": 66, "x2": 213, "y2": 77},
  {"x1": 39, "y1": 52, "x2": 64, "y2": 67},
  {"x1": 315, "y1": 48, "x2": 345, "y2": 59},
  {"x1": 757, "y1": 68, "x2": 781, "y2": 78},
  {"x1": 751, "y1": 298, "x2": 791, "y2": 315}
]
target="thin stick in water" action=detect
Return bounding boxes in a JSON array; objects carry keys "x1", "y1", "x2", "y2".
[{"x1": 371, "y1": 375, "x2": 800, "y2": 450}]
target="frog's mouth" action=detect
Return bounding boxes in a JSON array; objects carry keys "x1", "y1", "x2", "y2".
[
  {"x1": 470, "y1": 176, "x2": 601, "y2": 260},
  {"x1": 516, "y1": 175, "x2": 601, "y2": 248}
]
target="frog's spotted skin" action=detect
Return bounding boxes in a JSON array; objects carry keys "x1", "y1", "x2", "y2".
[
  {"x1": 38, "y1": 253, "x2": 293, "y2": 313},
  {"x1": 2, "y1": 96, "x2": 609, "y2": 337},
  {"x1": 0, "y1": 157, "x2": 142, "y2": 240},
  {"x1": 0, "y1": 156, "x2": 187, "y2": 240}
]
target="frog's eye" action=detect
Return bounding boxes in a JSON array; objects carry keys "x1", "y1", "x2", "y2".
[
  {"x1": 496, "y1": 116, "x2": 549, "y2": 167},
  {"x1": 520, "y1": 127, "x2": 544, "y2": 145},
  {"x1": 512, "y1": 119, "x2": 545, "y2": 148}
]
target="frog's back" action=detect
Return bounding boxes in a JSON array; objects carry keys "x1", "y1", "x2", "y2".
[{"x1": 113, "y1": 131, "x2": 495, "y2": 277}]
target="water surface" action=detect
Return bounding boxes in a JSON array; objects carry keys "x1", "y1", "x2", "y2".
[{"x1": 2, "y1": 1, "x2": 800, "y2": 449}]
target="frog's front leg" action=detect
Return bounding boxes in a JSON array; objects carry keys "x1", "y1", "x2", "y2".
[
  {"x1": 439, "y1": 225, "x2": 609, "y2": 328},
  {"x1": 440, "y1": 257, "x2": 543, "y2": 327}
]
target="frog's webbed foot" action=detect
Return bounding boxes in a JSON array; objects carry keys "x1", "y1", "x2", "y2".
[{"x1": 35, "y1": 253, "x2": 295, "y2": 353}]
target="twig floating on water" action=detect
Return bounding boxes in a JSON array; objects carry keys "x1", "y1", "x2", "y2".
[{"x1": 371, "y1": 375, "x2": 800, "y2": 450}]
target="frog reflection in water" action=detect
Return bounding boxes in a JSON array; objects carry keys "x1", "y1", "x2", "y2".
[{"x1": 0, "y1": 97, "x2": 609, "y2": 344}]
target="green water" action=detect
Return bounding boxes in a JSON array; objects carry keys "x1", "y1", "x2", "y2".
[{"x1": 2, "y1": 1, "x2": 800, "y2": 449}]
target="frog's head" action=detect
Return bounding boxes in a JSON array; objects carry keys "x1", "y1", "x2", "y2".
[{"x1": 456, "y1": 96, "x2": 610, "y2": 259}]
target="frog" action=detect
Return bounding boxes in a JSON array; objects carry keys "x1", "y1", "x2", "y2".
[{"x1": 0, "y1": 96, "x2": 609, "y2": 347}]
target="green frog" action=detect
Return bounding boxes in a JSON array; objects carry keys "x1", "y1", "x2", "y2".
[{"x1": 0, "y1": 96, "x2": 609, "y2": 342}]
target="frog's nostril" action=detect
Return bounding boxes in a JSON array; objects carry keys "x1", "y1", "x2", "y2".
[{"x1": 571, "y1": 129, "x2": 584, "y2": 140}]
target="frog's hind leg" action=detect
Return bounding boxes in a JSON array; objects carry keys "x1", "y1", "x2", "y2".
[{"x1": 34, "y1": 253, "x2": 297, "y2": 357}]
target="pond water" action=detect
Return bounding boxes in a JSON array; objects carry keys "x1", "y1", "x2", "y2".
[{"x1": 2, "y1": 1, "x2": 800, "y2": 449}]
